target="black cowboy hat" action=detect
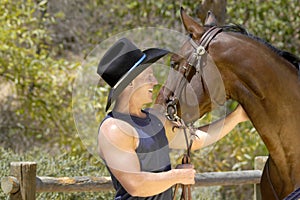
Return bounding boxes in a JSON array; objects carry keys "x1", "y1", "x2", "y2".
[{"x1": 97, "y1": 38, "x2": 169, "y2": 111}]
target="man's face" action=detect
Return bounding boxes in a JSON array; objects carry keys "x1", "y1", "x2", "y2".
[{"x1": 132, "y1": 67, "x2": 158, "y2": 104}]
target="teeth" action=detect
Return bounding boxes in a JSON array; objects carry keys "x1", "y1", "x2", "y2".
[{"x1": 148, "y1": 89, "x2": 153, "y2": 93}]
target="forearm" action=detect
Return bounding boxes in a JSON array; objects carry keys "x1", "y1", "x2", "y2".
[
  {"x1": 117, "y1": 169, "x2": 194, "y2": 197},
  {"x1": 192, "y1": 106, "x2": 247, "y2": 150}
]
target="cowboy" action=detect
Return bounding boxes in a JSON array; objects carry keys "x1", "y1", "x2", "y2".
[{"x1": 97, "y1": 38, "x2": 248, "y2": 199}]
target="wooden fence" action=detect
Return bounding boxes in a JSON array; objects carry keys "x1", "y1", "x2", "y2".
[{"x1": 1, "y1": 156, "x2": 267, "y2": 200}]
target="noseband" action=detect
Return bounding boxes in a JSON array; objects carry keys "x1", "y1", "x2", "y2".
[{"x1": 166, "y1": 26, "x2": 223, "y2": 122}]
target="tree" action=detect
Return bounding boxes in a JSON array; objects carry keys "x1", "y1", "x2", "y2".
[{"x1": 0, "y1": 0, "x2": 80, "y2": 152}]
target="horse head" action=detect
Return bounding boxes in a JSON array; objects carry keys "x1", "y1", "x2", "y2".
[{"x1": 157, "y1": 8, "x2": 226, "y2": 123}]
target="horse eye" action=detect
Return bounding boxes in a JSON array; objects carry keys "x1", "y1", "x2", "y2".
[
  {"x1": 170, "y1": 60, "x2": 175, "y2": 68},
  {"x1": 170, "y1": 61, "x2": 179, "y2": 69}
]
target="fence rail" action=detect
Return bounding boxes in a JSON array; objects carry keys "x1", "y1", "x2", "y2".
[{"x1": 1, "y1": 156, "x2": 268, "y2": 200}]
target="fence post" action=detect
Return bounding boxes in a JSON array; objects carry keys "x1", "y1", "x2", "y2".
[
  {"x1": 9, "y1": 162, "x2": 37, "y2": 200},
  {"x1": 254, "y1": 156, "x2": 268, "y2": 200}
]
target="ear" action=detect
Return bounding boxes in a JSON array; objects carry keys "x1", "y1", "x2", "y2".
[
  {"x1": 204, "y1": 10, "x2": 217, "y2": 26},
  {"x1": 180, "y1": 7, "x2": 204, "y2": 39}
]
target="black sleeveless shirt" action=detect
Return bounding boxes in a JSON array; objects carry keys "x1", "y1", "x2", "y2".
[{"x1": 100, "y1": 109, "x2": 172, "y2": 200}]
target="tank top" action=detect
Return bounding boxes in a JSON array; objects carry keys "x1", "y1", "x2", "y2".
[{"x1": 100, "y1": 109, "x2": 173, "y2": 200}]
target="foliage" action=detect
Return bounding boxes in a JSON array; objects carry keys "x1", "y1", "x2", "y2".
[
  {"x1": 45, "y1": 0, "x2": 201, "y2": 56},
  {"x1": 227, "y1": 0, "x2": 299, "y2": 55},
  {"x1": 51, "y1": 0, "x2": 298, "y2": 56},
  {"x1": 0, "y1": 0, "x2": 81, "y2": 152}
]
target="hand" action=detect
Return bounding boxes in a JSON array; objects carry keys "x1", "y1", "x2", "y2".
[{"x1": 173, "y1": 164, "x2": 196, "y2": 185}]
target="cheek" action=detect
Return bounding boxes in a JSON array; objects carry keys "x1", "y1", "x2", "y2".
[
  {"x1": 140, "y1": 78, "x2": 157, "y2": 86},
  {"x1": 134, "y1": 85, "x2": 148, "y2": 96}
]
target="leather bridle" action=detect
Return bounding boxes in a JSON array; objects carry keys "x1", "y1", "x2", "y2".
[
  {"x1": 166, "y1": 26, "x2": 223, "y2": 123},
  {"x1": 169, "y1": 26, "x2": 223, "y2": 200}
]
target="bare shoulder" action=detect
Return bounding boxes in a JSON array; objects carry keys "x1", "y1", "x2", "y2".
[
  {"x1": 98, "y1": 118, "x2": 138, "y2": 155},
  {"x1": 100, "y1": 117, "x2": 136, "y2": 135}
]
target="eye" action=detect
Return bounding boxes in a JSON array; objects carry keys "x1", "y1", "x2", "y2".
[
  {"x1": 170, "y1": 60, "x2": 179, "y2": 70},
  {"x1": 170, "y1": 60, "x2": 176, "y2": 68},
  {"x1": 170, "y1": 55, "x2": 178, "y2": 68},
  {"x1": 170, "y1": 54, "x2": 184, "y2": 70}
]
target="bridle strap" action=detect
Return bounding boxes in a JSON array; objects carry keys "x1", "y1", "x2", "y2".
[
  {"x1": 172, "y1": 154, "x2": 192, "y2": 200},
  {"x1": 169, "y1": 27, "x2": 223, "y2": 200},
  {"x1": 199, "y1": 26, "x2": 223, "y2": 50},
  {"x1": 187, "y1": 26, "x2": 223, "y2": 76},
  {"x1": 166, "y1": 26, "x2": 223, "y2": 122},
  {"x1": 189, "y1": 26, "x2": 222, "y2": 53},
  {"x1": 266, "y1": 157, "x2": 280, "y2": 200},
  {"x1": 173, "y1": 121, "x2": 193, "y2": 200}
]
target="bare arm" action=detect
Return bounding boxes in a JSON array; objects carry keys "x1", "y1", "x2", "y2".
[
  {"x1": 98, "y1": 118, "x2": 195, "y2": 197},
  {"x1": 166, "y1": 105, "x2": 249, "y2": 150},
  {"x1": 191, "y1": 104, "x2": 249, "y2": 150}
]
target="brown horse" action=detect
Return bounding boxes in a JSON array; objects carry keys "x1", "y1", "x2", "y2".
[{"x1": 158, "y1": 8, "x2": 300, "y2": 200}]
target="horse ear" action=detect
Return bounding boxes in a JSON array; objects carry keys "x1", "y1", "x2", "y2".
[
  {"x1": 180, "y1": 7, "x2": 204, "y2": 39},
  {"x1": 204, "y1": 10, "x2": 217, "y2": 26}
]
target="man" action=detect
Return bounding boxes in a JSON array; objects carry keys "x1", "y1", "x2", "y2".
[{"x1": 97, "y1": 38, "x2": 248, "y2": 199}]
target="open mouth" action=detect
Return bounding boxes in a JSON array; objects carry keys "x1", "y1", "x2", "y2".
[{"x1": 148, "y1": 89, "x2": 153, "y2": 93}]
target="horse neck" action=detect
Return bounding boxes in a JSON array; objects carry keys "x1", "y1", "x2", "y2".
[
  {"x1": 211, "y1": 32, "x2": 300, "y2": 147},
  {"x1": 210, "y1": 33, "x2": 300, "y2": 192},
  {"x1": 210, "y1": 33, "x2": 300, "y2": 120}
]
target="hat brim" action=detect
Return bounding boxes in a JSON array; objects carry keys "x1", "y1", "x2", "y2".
[{"x1": 105, "y1": 48, "x2": 169, "y2": 111}]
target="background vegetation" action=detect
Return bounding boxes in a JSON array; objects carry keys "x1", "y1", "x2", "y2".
[{"x1": 0, "y1": 0, "x2": 299, "y2": 199}]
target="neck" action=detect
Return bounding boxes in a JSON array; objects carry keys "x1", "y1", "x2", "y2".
[{"x1": 113, "y1": 99, "x2": 146, "y2": 118}]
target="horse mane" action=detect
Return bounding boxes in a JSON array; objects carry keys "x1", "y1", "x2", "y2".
[{"x1": 217, "y1": 24, "x2": 300, "y2": 71}]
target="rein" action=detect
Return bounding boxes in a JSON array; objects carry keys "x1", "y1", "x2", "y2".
[
  {"x1": 168, "y1": 26, "x2": 223, "y2": 200},
  {"x1": 172, "y1": 119, "x2": 194, "y2": 200},
  {"x1": 266, "y1": 157, "x2": 280, "y2": 200}
]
